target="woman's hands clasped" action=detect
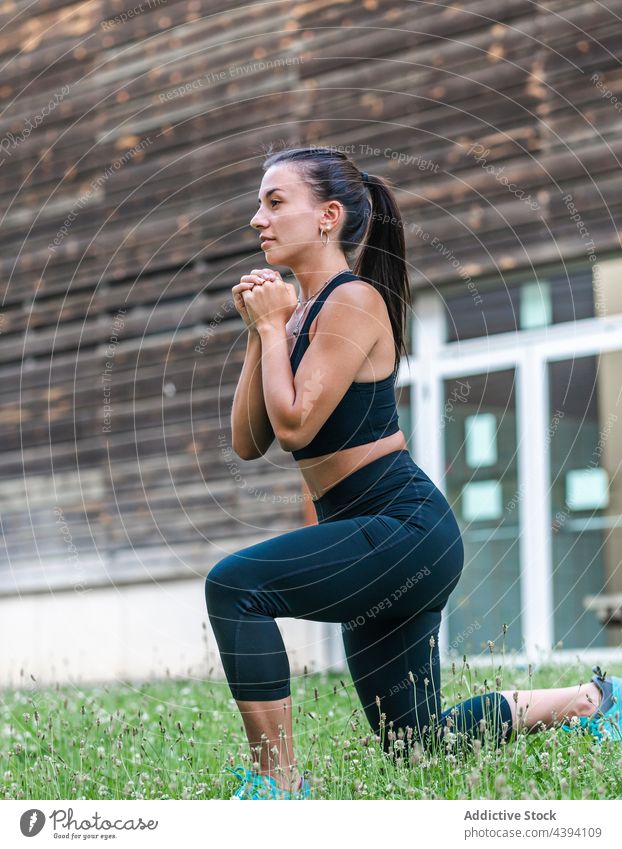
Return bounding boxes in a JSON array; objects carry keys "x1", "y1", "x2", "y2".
[{"x1": 232, "y1": 269, "x2": 298, "y2": 335}]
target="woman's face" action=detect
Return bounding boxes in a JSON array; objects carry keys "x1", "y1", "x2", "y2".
[{"x1": 250, "y1": 163, "x2": 327, "y2": 266}]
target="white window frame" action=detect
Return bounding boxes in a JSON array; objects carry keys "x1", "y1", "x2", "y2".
[{"x1": 399, "y1": 290, "x2": 622, "y2": 666}]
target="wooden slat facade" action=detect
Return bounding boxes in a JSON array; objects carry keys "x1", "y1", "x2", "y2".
[{"x1": 1, "y1": 0, "x2": 621, "y2": 594}]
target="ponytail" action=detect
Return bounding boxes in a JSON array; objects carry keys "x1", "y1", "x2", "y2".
[{"x1": 353, "y1": 173, "x2": 410, "y2": 374}]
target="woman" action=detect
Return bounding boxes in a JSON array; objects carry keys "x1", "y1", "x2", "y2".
[{"x1": 205, "y1": 146, "x2": 621, "y2": 800}]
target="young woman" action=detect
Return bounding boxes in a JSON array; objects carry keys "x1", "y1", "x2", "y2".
[{"x1": 205, "y1": 146, "x2": 621, "y2": 800}]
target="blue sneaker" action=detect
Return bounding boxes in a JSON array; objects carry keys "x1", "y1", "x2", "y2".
[
  {"x1": 561, "y1": 665, "x2": 622, "y2": 743},
  {"x1": 223, "y1": 764, "x2": 312, "y2": 799}
]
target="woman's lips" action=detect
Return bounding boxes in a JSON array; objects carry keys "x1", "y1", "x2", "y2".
[{"x1": 260, "y1": 238, "x2": 275, "y2": 248}]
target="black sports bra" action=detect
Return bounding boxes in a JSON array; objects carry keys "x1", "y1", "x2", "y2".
[{"x1": 289, "y1": 271, "x2": 400, "y2": 460}]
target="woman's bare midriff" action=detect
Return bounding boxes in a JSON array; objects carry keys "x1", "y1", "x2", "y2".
[
  {"x1": 298, "y1": 431, "x2": 408, "y2": 501},
  {"x1": 285, "y1": 285, "x2": 408, "y2": 502}
]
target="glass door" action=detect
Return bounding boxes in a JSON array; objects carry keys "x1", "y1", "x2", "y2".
[
  {"x1": 441, "y1": 368, "x2": 523, "y2": 655},
  {"x1": 413, "y1": 278, "x2": 622, "y2": 663},
  {"x1": 548, "y1": 352, "x2": 622, "y2": 649}
]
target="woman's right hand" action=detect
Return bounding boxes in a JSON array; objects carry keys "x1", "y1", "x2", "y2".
[{"x1": 232, "y1": 270, "x2": 277, "y2": 334}]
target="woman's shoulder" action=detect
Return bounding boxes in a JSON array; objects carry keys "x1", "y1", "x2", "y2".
[
  {"x1": 308, "y1": 278, "x2": 387, "y2": 345},
  {"x1": 325, "y1": 277, "x2": 386, "y2": 312}
]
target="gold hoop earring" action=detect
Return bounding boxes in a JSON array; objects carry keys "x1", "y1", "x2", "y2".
[{"x1": 320, "y1": 228, "x2": 330, "y2": 247}]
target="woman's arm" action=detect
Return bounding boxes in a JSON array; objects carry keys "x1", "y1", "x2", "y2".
[
  {"x1": 256, "y1": 282, "x2": 380, "y2": 452},
  {"x1": 230, "y1": 330, "x2": 275, "y2": 460}
]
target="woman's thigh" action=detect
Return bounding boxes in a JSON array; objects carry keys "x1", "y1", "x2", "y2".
[
  {"x1": 341, "y1": 608, "x2": 443, "y2": 743},
  {"x1": 207, "y1": 512, "x2": 463, "y2": 623}
]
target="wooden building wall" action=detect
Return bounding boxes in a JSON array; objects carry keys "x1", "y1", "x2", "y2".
[{"x1": 1, "y1": 0, "x2": 621, "y2": 594}]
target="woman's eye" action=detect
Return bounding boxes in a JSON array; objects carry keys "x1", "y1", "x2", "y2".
[{"x1": 271, "y1": 200, "x2": 281, "y2": 207}]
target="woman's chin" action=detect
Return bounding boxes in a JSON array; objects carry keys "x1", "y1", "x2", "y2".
[{"x1": 263, "y1": 244, "x2": 288, "y2": 264}]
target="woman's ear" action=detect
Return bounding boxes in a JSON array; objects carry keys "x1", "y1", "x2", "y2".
[{"x1": 319, "y1": 199, "x2": 343, "y2": 231}]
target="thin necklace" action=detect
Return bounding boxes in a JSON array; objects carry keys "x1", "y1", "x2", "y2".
[{"x1": 292, "y1": 268, "x2": 351, "y2": 337}]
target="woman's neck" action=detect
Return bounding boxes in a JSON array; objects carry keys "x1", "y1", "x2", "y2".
[{"x1": 289, "y1": 252, "x2": 351, "y2": 301}]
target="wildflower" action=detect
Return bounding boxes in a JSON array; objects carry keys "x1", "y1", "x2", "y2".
[
  {"x1": 410, "y1": 748, "x2": 422, "y2": 765},
  {"x1": 429, "y1": 635, "x2": 436, "y2": 649},
  {"x1": 443, "y1": 731, "x2": 457, "y2": 746},
  {"x1": 487, "y1": 640, "x2": 495, "y2": 653},
  {"x1": 466, "y1": 768, "x2": 481, "y2": 788}
]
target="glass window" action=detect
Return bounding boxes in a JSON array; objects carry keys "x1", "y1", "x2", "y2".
[
  {"x1": 548, "y1": 354, "x2": 621, "y2": 650},
  {"x1": 395, "y1": 383, "x2": 413, "y2": 451},
  {"x1": 442, "y1": 369, "x2": 523, "y2": 655}
]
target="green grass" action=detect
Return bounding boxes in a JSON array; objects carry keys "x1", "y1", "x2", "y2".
[{"x1": 2, "y1": 659, "x2": 622, "y2": 800}]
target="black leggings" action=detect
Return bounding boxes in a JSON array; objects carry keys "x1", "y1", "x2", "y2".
[{"x1": 205, "y1": 450, "x2": 513, "y2": 753}]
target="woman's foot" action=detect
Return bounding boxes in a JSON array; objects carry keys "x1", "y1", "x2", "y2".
[
  {"x1": 561, "y1": 665, "x2": 622, "y2": 742},
  {"x1": 225, "y1": 764, "x2": 310, "y2": 799}
]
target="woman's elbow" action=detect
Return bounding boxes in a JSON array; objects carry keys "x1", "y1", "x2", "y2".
[
  {"x1": 276, "y1": 423, "x2": 314, "y2": 454},
  {"x1": 275, "y1": 425, "x2": 300, "y2": 453},
  {"x1": 231, "y1": 440, "x2": 262, "y2": 461},
  {"x1": 232, "y1": 433, "x2": 277, "y2": 460}
]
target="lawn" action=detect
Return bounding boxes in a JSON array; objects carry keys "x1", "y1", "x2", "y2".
[{"x1": 2, "y1": 658, "x2": 622, "y2": 800}]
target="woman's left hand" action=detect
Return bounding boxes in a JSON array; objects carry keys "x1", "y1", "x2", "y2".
[{"x1": 243, "y1": 269, "x2": 298, "y2": 331}]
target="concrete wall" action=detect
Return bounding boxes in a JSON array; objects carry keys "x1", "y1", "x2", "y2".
[{"x1": 0, "y1": 578, "x2": 347, "y2": 691}]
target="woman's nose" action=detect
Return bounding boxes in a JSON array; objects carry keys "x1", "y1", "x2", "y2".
[{"x1": 250, "y1": 210, "x2": 266, "y2": 229}]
